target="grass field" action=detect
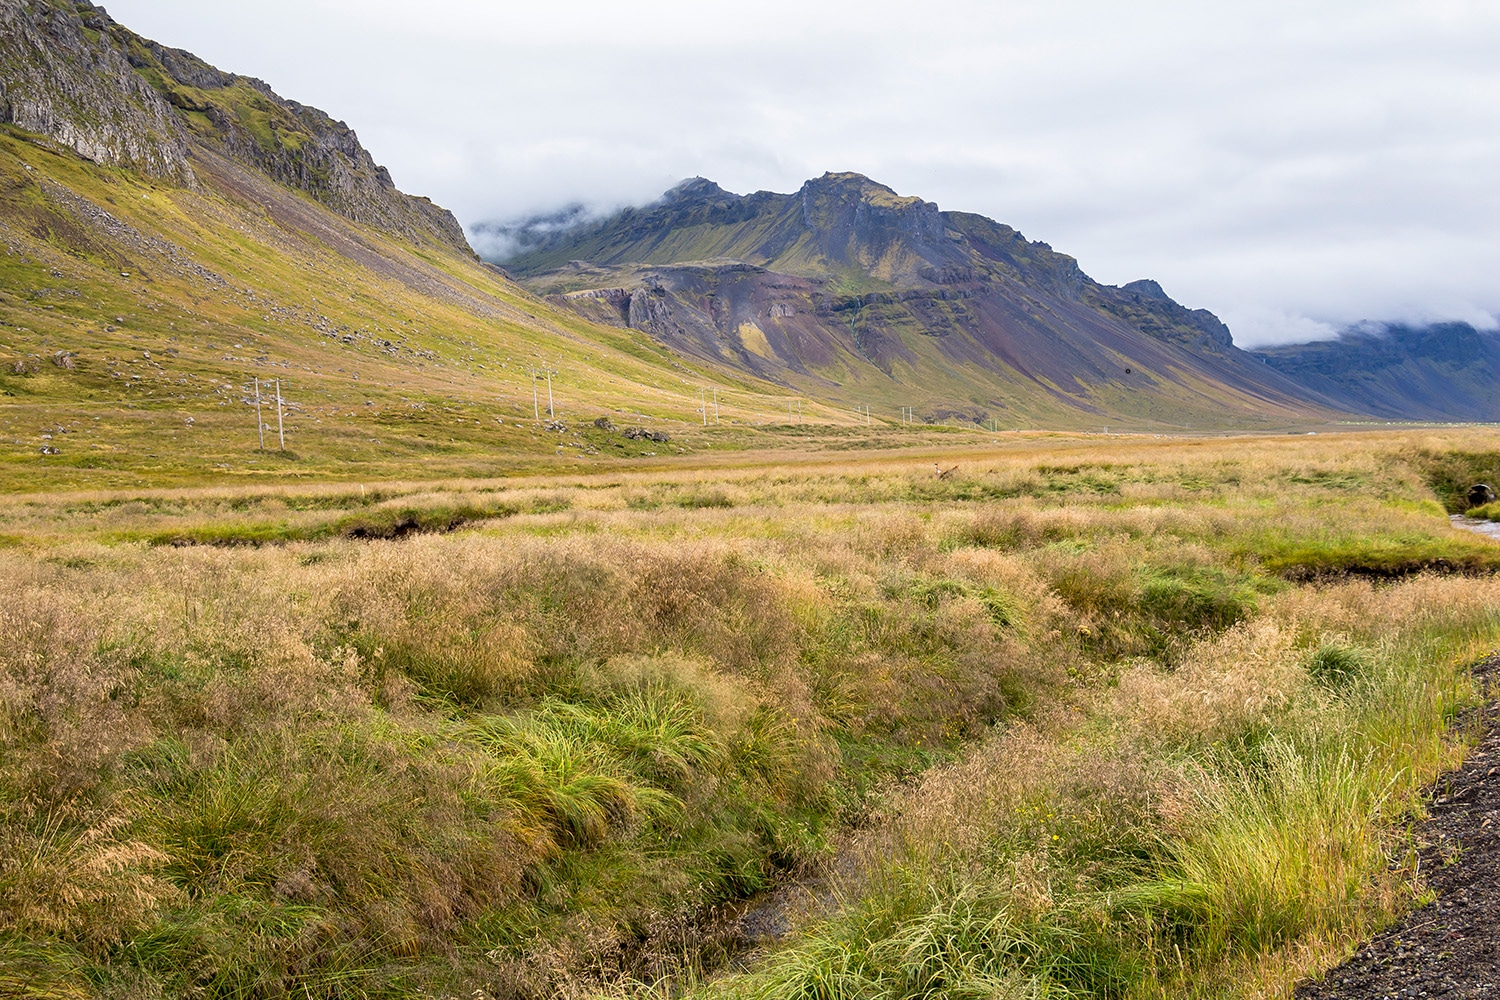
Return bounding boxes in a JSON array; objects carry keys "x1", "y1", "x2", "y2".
[{"x1": 2, "y1": 429, "x2": 1500, "y2": 999}]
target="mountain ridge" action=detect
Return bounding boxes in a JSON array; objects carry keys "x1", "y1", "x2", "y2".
[
  {"x1": 496, "y1": 172, "x2": 1345, "y2": 426},
  {"x1": 1255, "y1": 322, "x2": 1500, "y2": 422}
]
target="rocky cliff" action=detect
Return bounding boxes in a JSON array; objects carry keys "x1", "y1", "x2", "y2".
[
  {"x1": 0, "y1": 0, "x2": 471, "y2": 255},
  {"x1": 0, "y1": 0, "x2": 191, "y2": 179}
]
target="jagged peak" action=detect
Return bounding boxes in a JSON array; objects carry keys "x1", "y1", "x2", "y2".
[
  {"x1": 801, "y1": 171, "x2": 929, "y2": 211},
  {"x1": 1122, "y1": 279, "x2": 1169, "y2": 301},
  {"x1": 663, "y1": 177, "x2": 731, "y2": 203},
  {"x1": 0, "y1": 0, "x2": 472, "y2": 255}
]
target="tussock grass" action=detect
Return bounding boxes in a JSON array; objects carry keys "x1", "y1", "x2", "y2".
[
  {"x1": 1467, "y1": 501, "x2": 1500, "y2": 522},
  {"x1": 2, "y1": 432, "x2": 1499, "y2": 997},
  {"x1": 700, "y1": 575, "x2": 1500, "y2": 1000}
]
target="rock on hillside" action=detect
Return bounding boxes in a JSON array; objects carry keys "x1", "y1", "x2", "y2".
[{"x1": 0, "y1": 0, "x2": 470, "y2": 255}]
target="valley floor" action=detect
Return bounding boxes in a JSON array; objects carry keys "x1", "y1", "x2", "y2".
[{"x1": 2, "y1": 430, "x2": 1500, "y2": 999}]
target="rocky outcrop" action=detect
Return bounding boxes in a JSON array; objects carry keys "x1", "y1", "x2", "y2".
[
  {"x1": 0, "y1": 0, "x2": 192, "y2": 179},
  {"x1": 0, "y1": 1, "x2": 472, "y2": 256},
  {"x1": 553, "y1": 287, "x2": 633, "y2": 326},
  {"x1": 117, "y1": 34, "x2": 471, "y2": 255},
  {"x1": 1090, "y1": 279, "x2": 1235, "y2": 352}
]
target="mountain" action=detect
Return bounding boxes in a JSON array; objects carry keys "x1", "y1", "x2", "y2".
[
  {"x1": 0, "y1": 0, "x2": 470, "y2": 253},
  {"x1": 493, "y1": 173, "x2": 1348, "y2": 427},
  {"x1": 0, "y1": 0, "x2": 812, "y2": 491},
  {"x1": 1254, "y1": 323, "x2": 1500, "y2": 422}
]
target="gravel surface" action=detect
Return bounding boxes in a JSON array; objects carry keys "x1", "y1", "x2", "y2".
[{"x1": 1298, "y1": 654, "x2": 1500, "y2": 1000}]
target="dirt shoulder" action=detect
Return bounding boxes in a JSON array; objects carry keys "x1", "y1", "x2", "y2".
[{"x1": 1298, "y1": 654, "x2": 1500, "y2": 999}]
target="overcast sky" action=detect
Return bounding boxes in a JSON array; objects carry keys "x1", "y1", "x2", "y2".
[{"x1": 104, "y1": 0, "x2": 1498, "y2": 346}]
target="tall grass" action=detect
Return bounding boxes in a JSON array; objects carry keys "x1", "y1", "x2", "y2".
[
  {"x1": 701, "y1": 574, "x2": 1500, "y2": 1000},
  {"x1": 1, "y1": 434, "x2": 1498, "y2": 997}
]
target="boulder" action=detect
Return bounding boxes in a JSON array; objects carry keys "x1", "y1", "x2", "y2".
[{"x1": 593, "y1": 416, "x2": 616, "y2": 431}]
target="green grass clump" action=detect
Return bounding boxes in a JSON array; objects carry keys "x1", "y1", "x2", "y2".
[
  {"x1": 1045, "y1": 555, "x2": 1265, "y2": 661},
  {"x1": 1241, "y1": 529, "x2": 1500, "y2": 580},
  {"x1": 1467, "y1": 501, "x2": 1500, "y2": 521},
  {"x1": 675, "y1": 490, "x2": 735, "y2": 510},
  {"x1": 131, "y1": 499, "x2": 520, "y2": 546},
  {"x1": 1307, "y1": 641, "x2": 1371, "y2": 688},
  {"x1": 907, "y1": 576, "x2": 1018, "y2": 630}
]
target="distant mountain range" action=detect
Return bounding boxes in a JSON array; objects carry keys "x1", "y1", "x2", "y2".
[
  {"x1": 494, "y1": 177, "x2": 1498, "y2": 426},
  {"x1": 492, "y1": 174, "x2": 1351, "y2": 427},
  {"x1": 1255, "y1": 323, "x2": 1500, "y2": 422}
]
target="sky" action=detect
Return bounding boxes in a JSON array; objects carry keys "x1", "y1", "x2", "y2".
[{"x1": 103, "y1": 0, "x2": 1499, "y2": 346}]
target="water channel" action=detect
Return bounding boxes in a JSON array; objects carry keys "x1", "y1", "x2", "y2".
[{"x1": 1452, "y1": 515, "x2": 1500, "y2": 540}]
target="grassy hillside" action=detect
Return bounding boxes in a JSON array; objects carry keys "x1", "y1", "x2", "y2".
[
  {"x1": 0, "y1": 126, "x2": 897, "y2": 493},
  {"x1": 3, "y1": 430, "x2": 1500, "y2": 999}
]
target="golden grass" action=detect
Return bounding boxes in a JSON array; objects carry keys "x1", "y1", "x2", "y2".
[{"x1": 1, "y1": 430, "x2": 1498, "y2": 998}]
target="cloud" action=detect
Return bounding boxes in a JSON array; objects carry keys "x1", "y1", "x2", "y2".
[{"x1": 103, "y1": 0, "x2": 1500, "y2": 346}]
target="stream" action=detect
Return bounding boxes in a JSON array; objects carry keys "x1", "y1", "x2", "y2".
[{"x1": 1451, "y1": 514, "x2": 1500, "y2": 540}]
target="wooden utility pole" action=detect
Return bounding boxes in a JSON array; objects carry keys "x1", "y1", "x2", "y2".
[
  {"x1": 275, "y1": 379, "x2": 285, "y2": 450},
  {"x1": 532, "y1": 373, "x2": 540, "y2": 420},
  {"x1": 713, "y1": 388, "x2": 719, "y2": 424},
  {"x1": 254, "y1": 377, "x2": 264, "y2": 449},
  {"x1": 546, "y1": 371, "x2": 554, "y2": 419}
]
